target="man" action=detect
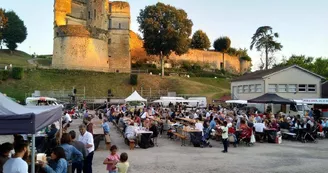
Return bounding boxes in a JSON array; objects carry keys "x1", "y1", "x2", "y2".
[
  {"x1": 195, "y1": 118, "x2": 204, "y2": 136},
  {"x1": 3, "y1": 141, "x2": 29, "y2": 173},
  {"x1": 85, "y1": 117, "x2": 94, "y2": 135},
  {"x1": 210, "y1": 118, "x2": 218, "y2": 130},
  {"x1": 0, "y1": 142, "x2": 14, "y2": 172},
  {"x1": 102, "y1": 119, "x2": 110, "y2": 135},
  {"x1": 254, "y1": 120, "x2": 266, "y2": 143},
  {"x1": 78, "y1": 124, "x2": 94, "y2": 173},
  {"x1": 220, "y1": 121, "x2": 229, "y2": 153},
  {"x1": 46, "y1": 124, "x2": 58, "y2": 140},
  {"x1": 69, "y1": 130, "x2": 87, "y2": 173}
]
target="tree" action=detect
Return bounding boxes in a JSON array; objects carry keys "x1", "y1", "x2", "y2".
[
  {"x1": 190, "y1": 30, "x2": 211, "y2": 50},
  {"x1": 2, "y1": 11, "x2": 27, "y2": 53},
  {"x1": 213, "y1": 36, "x2": 231, "y2": 69},
  {"x1": 0, "y1": 8, "x2": 8, "y2": 49},
  {"x1": 275, "y1": 55, "x2": 328, "y2": 79},
  {"x1": 250, "y1": 26, "x2": 282, "y2": 70},
  {"x1": 137, "y1": 2, "x2": 193, "y2": 77}
]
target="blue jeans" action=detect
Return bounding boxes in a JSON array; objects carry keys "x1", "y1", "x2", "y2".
[
  {"x1": 109, "y1": 171, "x2": 117, "y2": 173},
  {"x1": 72, "y1": 161, "x2": 83, "y2": 173}
]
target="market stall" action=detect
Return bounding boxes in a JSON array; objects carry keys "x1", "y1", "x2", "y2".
[{"x1": 0, "y1": 93, "x2": 63, "y2": 173}]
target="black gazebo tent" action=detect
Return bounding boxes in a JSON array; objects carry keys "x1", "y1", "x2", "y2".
[{"x1": 248, "y1": 93, "x2": 294, "y2": 104}]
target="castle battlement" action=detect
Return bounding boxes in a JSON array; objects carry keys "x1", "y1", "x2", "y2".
[{"x1": 52, "y1": 0, "x2": 131, "y2": 73}]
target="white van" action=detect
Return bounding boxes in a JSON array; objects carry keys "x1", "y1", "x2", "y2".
[
  {"x1": 188, "y1": 97, "x2": 207, "y2": 108},
  {"x1": 26, "y1": 97, "x2": 61, "y2": 107}
]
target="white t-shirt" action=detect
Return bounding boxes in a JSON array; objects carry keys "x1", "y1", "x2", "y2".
[
  {"x1": 3, "y1": 157, "x2": 28, "y2": 173},
  {"x1": 193, "y1": 113, "x2": 199, "y2": 119},
  {"x1": 221, "y1": 126, "x2": 228, "y2": 139},
  {"x1": 78, "y1": 131, "x2": 94, "y2": 154},
  {"x1": 254, "y1": 123, "x2": 266, "y2": 133},
  {"x1": 64, "y1": 113, "x2": 72, "y2": 122},
  {"x1": 206, "y1": 112, "x2": 211, "y2": 118},
  {"x1": 141, "y1": 112, "x2": 147, "y2": 119}
]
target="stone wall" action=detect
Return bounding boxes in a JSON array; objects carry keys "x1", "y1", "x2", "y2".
[
  {"x1": 129, "y1": 31, "x2": 251, "y2": 74},
  {"x1": 53, "y1": 36, "x2": 110, "y2": 72}
]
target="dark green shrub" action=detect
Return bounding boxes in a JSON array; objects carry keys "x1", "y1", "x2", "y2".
[
  {"x1": 12, "y1": 67, "x2": 24, "y2": 79},
  {"x1": 130, "y1": 74, "x2": 138, "y2": 85},
  {"x1": 0, "y1": 70, "x2": 10, "y2": 81}
]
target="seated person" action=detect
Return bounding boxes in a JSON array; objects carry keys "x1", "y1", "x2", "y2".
[
  {"x1": 102, "y1": 119, "x2": 110, "y2": 135},
  {"x1": 254, "y1": 120, "x2": 266, "y2": 142},
  {"x1": 46, "y1": 124, "x2": 58, "y2": 140},
  {"x1": 239, "y1": 119, "x2": 249, "y2": 130},
  {"x1": 149, "y1": 122, "x2": 159, "y2": 139},
  {"x1": 195, "y1": 118, "x2": 204, "y2": 135},
  {"x1": 134, "y1": 115, "x2": 141, "y2": 126},
  {"x1": 279, "y1": 118, "x2": 290, "y2": 130},
  {"x1": 125, "y1": 123, "x2": 137, "y2": 143}
]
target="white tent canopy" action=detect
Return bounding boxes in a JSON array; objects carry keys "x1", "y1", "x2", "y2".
[{"x1": 125, "y1": 91, "x2": 147, "y2": 102}]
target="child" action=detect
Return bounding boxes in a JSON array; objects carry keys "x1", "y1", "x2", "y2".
[
  {"x1": 103, "y1": 145, "x2": 120, "y2": 173},
  {"x1": 116, "y1": 152, "x2": 129, "y2": 173}
]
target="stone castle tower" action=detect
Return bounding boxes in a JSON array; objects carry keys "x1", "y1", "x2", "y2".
[{"x1": 52, "y1": 0, "x2": 131, "y2": 72}]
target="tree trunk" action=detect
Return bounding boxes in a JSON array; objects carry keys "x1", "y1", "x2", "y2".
[
  {"x1": 265, "y1": 47, "x2": 269, "y2": 70},
  {"x1": 160, "y1": 55, "x2": 164, "y2": 78}
]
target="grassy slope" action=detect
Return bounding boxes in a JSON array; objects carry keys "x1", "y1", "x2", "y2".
[
  {"x1": 0, "y1": 49, "x2": 32, "y2": 67},
  {"x1": 0, "y1": 69, "x2": 230, "y2": 102},
  {"x1": 0, "y1": 50, "x2": 231, "y2": 102}
]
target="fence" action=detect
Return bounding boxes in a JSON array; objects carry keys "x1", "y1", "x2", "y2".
[{"x1": 132, "y1": 87, "x2": 169, "y2": 101}]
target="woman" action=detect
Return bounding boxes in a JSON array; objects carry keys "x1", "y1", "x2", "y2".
[
  {"x1": 60, "y1": 133, "x2": 83, "y2": 172},
  {"x1": 42, "y1": 147, "x2": 67, "y2": 173}
]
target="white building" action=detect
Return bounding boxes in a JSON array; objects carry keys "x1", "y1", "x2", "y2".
[{"x1": 231, "y1": 65, "x2": 326, "y2": 100}]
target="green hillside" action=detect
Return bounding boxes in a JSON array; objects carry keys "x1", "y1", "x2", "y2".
[
  {"x1": 0, "y1": 49, "x2": 32, "y2": 67},
  {"x1": 0, "y1": 50, "x2": 231, "y2": 103}
]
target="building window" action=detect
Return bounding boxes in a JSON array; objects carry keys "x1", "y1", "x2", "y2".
[
  {"x1": 268, "y1": 84, "x2": 277, "y2": 93},
  {"x1": 255, "y1": 84, "x2": 262, "y2": 93},
  {"x1": 108, "y1": 39, "x2": 111, "y2": 45},
  {"x1": 238, "y1": 86, "x2": 243, "y2": 93},
  {"x1": 94, "y1": 9, "x2": 96, "y2": 19},
  {"x1": 288, "y1": 84, "x2": 296, "y2": 93},
  {"x1": 250, "y1": 85, "x2": 255, "y2": 93},
  {"x1": 108, "y1": 19, "x2": 112, "y2": 29},
  {"x1": 298, "y1": 84, "x2": 306, "y2": 92},
  {"x1": 278, "y1": 84, "x2": 287, "y2": 93},
  {"x1": 88, "y1": 11, "x2": 91, "y2": 19},
  {"x1": 243, "y1": 85, "x2": 249, "y2": 93},
  {"x1": 307, "y1": 84, "x2": 316, "y2": 92},
  {"x1": 119, "y1": 23, "x2": 121, "y2": 29}
]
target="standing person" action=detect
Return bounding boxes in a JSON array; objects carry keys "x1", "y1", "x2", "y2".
[
  {"x1": 86, "y1": 117, "x2": 94, "y2": 135},
  {"x1": 116, "y1": 153, "x2": 129, "y2": 173},
  {"x1": 103, "y1": 145, "x2": 120, "y2": 173},
  {"x1": 102, "y1": 119, "x2": 110, "y2": 135},
  {"x1": 0, "y1": 143, "x2": 14, "y2": 173},
  {"x1": 221, "y1": 121, "x2": 229, "y2": 153},
  {"x1": 69, "y1": 130, "x2": 87, "y2": 173},
  {"x1": 78, "y1": 124, "x2": 95, "y2": 173},
  {"x1": 42, "y1": 147, "x2": 67, "y2": 173},
  {"x1": 60, "y1": 133, "x2": 83, "y2": 173},
  {"x1": 3, "y1": 141, "x2": 29, "y2": 173}
]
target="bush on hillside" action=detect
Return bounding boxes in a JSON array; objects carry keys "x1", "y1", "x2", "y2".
[
  {"x1": 130, "y1": 74, "x2": 138, "y2": 85},
  {"x1": 12, "y1": 67, "x2": 24, "y2": 79},
  {"x1": 0, "y1": 70, "x2": 10, "y2": 81}
]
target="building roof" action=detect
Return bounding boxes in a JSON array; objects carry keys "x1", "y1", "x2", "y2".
[{"x1": 231, "y1": 65, "x2": 325, "y2": 82}]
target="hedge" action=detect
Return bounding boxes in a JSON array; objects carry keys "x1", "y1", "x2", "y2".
[
  {"x1": 130, "y1": 74, "x2": 138, "y2": 85},
  {"x1": 0, "y1": 70, "x2": 10, "y2": 81},
  {"x1": 12, "y1": 67, "x2": 24, "y2": 79}
]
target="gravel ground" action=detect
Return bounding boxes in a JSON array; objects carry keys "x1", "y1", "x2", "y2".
[{"x1": 2, "y1": 119, "x2": 328, "y2": 173}]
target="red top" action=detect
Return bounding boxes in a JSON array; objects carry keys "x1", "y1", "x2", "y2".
[
  {"x1": 318, "y1": 124, "x2": 323, "y2": 132},
  {"x1": 228, "y1": 127, "x2": 235, "y2": 134}
]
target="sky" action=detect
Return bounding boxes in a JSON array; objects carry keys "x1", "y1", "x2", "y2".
[{"x1": 1, "y1": 0, "x2": 328, "y2": 70}]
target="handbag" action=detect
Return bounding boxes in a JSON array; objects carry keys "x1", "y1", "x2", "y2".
[{"x1": 250, "y1": 134, "x2": 256, "y2": 143}]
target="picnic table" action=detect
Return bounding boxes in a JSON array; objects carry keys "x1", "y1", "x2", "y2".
[{"x1": 176, "y1": 117, "x2": 196, "y2": 124}]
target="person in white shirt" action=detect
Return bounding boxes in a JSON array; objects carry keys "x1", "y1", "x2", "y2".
[
  {"x1": 193, "y1": 112, "x2": 199, "y2": 119},
  {"x1": 254, "y1": 120, "x2": 266, "y2": 142},
  {"x1": 220, "y1": 121, "x2": 229, "y2": 153},
  {"x1": 64, "y1": 112, "x2": 72, "y2": 123},
  {"x1": 3, "y1": 141, "x2": 29, "y2": 173},
  {"x1": 195, "y1": 118, "x2": 204, "y2": 136},
  {"x1": 141, "y1": 111, "x2": 148, "y2": 119},
  {"x1": 78, "y1": 124, "x2": 94, "y2": 173}
]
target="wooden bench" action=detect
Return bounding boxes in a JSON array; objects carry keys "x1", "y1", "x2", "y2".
[
  {"x1": 129, "y1": 140, "x2": 135, "y2": 150},
  {"x1": 173, "y1": 133, "x2": 187, "y2": 146}
]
